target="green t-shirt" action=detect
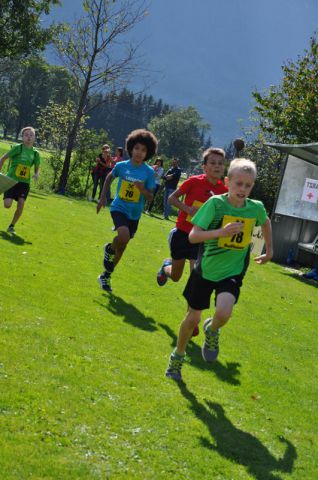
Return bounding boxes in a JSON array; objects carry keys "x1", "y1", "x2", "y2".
[
  {"x1": 191, "y1": 193, "x2": 267, "y2": 281},
  {"x1": 7, "y1": 144, "x2": 40, "y2": 184}
]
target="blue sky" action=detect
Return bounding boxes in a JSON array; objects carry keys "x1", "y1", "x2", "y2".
[{"x1": 46, "y1": 0, "x2": 318, "y2": 146}]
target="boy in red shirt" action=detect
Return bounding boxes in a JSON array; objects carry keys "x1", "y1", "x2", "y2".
[{"x1": 157, "y1": 147, "x2": 227, "y2": 289}]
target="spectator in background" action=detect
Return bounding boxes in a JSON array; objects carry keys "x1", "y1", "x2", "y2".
[
  {"x1": 112, "y1": 146, "x2": 124, "y2": 166},
  {"x1": 91, "y1": 144, "x2": 112, "y2": 203},
  {"x1": 146, "y1": 157, "x2": 165, "y2": 214},
  {"x1": 163, "y1": 158, "x2": 182, "y2": 219}
]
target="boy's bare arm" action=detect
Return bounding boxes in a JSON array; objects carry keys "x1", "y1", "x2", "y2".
[
  {"x1": 189, "y1": 222, "x2": 243, "y2": 244},
  {"x1": 97, "y1": 172, "x2": 114, "y2": 213},
  {"x1": 134, "y1": 181, "x2": 153, "y2": 202},
  {"x1": 33, "y1": 165, "x2": 40, "y2": 181},
  {"x1": 168, "y1": 189, "x2": 198, "y2": 216},
  {"x1": 254, "y1": 218, "x2": 273, "y2": 264}
]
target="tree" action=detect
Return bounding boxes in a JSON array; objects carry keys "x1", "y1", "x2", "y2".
[
  {"x1": 0, "y1": 57, "x2": 77, "y2": 138},
  {"x1": 237, "y1": 129, "x2": 282, "y2": 214},
  {"x1": 148, "y1": 107, "x2": 210, "y2": 170},
  {"x1": 0, "y1": 0, "x2": 60, "y2": 58},
  {"x1": 252, "y1": 33, "x2": 318, "y2": 143},
  {"x1": 53, "y1": 0, "x2": 149, "y2": 194},
  {"x1": 87, "y1": 88, "x2": 172, "y2": 146},
  {"x1": 37, "y1": 100, "x2": 87, "y2": 190}
]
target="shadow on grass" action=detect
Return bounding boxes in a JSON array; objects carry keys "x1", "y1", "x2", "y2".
[
  {"x1": 29, "y1": 191, "x2": 48, "y2": 199},
  {"x1": 0, "y1": 230, "x2": 32, "y2": 245},
  {"x1": 178, "y1": 382, "x2": 297, "y2": 480},
  {"x1": 279, "y1": 270, "x2": 318, "y2": 288},
  {"x1": 97, "y1": 293, "x2": 157, "y2": 332},
  {"x1": 143, "y1": 212, "x2": 163, "y2": 220},
  {"x1": 159, "y1": 322, "x2": 241, "y2": 385}
]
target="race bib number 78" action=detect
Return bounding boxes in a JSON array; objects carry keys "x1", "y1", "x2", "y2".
[{"x1": 218, "y1": 215, "x2": 256, "y2": 250}]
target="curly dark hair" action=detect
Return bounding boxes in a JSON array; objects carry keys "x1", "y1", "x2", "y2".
[{"x1": 125, "y1": 129, "x2": 158, "y2": 161}]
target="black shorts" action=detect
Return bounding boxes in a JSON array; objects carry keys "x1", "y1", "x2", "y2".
[
  {"x1": 168, "y1": 227, "x2": 199, "y2": 260},
  {"x1": 4, "y1": 182, "x2": 30, "y2": 201},
  {"x1": 111, "y1": 210, "x2": 139, "y2": 238},
  {"x1": 183, "y1": 269, "x2": 243, "y2": 311}
]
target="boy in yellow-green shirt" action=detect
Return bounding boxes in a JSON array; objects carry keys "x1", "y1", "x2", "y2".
[
  {"x1": 165, "y1": 158, "x2": 273, "y2": 382},
  {"x1": 0, "y1": 127, "x2": 40, "y2": 234}
]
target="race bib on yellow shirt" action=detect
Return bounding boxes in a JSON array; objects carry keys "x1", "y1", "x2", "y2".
[
  {"x1": 186, "y1": 200, "x2": 203, "y2": 221},
  {"x1": 119, "y1": 179, "x2": 141, "y2": 203},
  {"x1": 218, "y1": 215, "x2": 256, "y2": 250},
  {"x1": 15, "y1": 164, "x2": 30, "y2": 180}
]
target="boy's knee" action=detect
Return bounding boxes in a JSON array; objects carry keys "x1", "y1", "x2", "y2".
[
  {"x1": 215, "y1": 308, "x2": 231, "y2": 325},
  {"x1": 186, "y1": 309, "x2": 201, "y2": 327}
]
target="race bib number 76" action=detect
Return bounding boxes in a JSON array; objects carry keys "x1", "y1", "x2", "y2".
[
  {"x1": 218, "y1": 215, "x2": 256, "y2": 250},
  {"x1": 119, "y1": 179, "x2": 141, "y2": 203}
]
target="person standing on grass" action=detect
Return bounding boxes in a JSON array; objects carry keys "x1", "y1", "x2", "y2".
[
  {"x1": 0, "y1": 126, "x2": 40, "y2": 234},
  {"x1": 91, "y1": 144, "x2": 112, "y2": 203},
  {"x1": 112, "y1": 146, "x2": 124, "y2": 166},
  {"x1": 165, "y1": 158, "x2": 273, "y2": 381},
  {"x1": 145, "y1": 157, "x2": 165, "y2": 214},
  {"x1": 96, "y1": 129, "x2": 158, "y2": 293},
  {"x1": 163, "y1": 158, "x2": 182, "y2": 220}
]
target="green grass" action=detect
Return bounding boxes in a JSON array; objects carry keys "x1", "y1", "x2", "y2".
[{"x1": 0, "y1": 189, "x2": 317, "y2": 479}]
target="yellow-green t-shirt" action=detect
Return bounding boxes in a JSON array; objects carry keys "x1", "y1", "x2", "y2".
[
  {"x1": 7, "y1": 144, "x2": 40, "y2": 184},
  {"x1": 191, "y1": 194, "x2": 267, "y2": 281}
]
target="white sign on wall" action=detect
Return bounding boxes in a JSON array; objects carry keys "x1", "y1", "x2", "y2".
[
  {"x1": 275, "y1": 156, "x2": 318, "y2": 221},
  {"x1": 301, "y1": 178, "x2": 318, "y2": 204}
]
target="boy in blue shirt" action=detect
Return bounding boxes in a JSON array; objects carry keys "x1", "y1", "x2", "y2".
[{"x1": 97, "y1": 129, "x2": 158, "y2": 292}]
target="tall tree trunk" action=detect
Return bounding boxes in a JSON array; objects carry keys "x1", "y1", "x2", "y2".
[
  {"x1": 56, "y1": 123, "x2": 78, "y2": 194},
  {"x1": 56, "y1": 71, "x2": 92, "y2": 194}
]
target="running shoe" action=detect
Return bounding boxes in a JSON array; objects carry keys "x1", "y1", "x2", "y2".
[
  {"x1": 157, "y1": 259, "x2": 172, "y2": 286},
  {"x1": 98, "y1": 272, "x2": 112, "y2": 292},
  {"x1": 103, "y1": 243, "x2": 115, "y2": 272},
  {"x1": 201, "y1": 319, "x2": 220, "y2": 362},
  {"x1": 165, "y1": 352, "x2": 184, "y2": 381},
  {"x1": 7, "y1": 225, "x2": 15, "y2": 234}
]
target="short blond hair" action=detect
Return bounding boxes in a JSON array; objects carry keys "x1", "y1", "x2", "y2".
[
  {"x1": 228, "y1": 158, "x2": 257, "y2": 180},
  {"x1": 21, "y1": 126, "x2": 35, "y2": 136}
]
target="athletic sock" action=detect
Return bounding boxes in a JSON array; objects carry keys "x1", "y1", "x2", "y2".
[
  {"x1": 106, "y1": 244, "x2": 115, "y2": 254},
  {"x1": 173, "y1": 349, "x2": 185, "y2": 359}
]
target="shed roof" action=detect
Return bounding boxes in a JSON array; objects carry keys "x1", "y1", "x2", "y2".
[{"x1": 266, "y1": 142, "x2": 318, "y2": 165}]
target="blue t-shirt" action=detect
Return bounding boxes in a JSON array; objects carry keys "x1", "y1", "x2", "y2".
[{"x1": 110, "y1": 160, "x2": 156, "y2": 220}]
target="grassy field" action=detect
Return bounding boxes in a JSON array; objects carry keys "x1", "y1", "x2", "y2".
[{"x1": 0, "y1": 182, "x2": 317, "y2": 478}]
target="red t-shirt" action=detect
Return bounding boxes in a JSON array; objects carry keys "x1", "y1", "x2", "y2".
[{"x1": 175, "y1": 174, "x2": 228, "y2": 233}]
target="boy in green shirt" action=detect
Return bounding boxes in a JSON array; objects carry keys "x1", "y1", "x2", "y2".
[
  {"x1": 165, "y1": 158, "x2": 273, "y2": 381},
  {"x1": 0, "y1": 126, "x2": 40, "y2": 234}
]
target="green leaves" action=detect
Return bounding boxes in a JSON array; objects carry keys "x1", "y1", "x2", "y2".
[
  {"x1": 252, "y1": 33, "x2": 318, "y2": 143},
  {"x1": 0, "y1": 0, "x2": 60, "y2": 58},
  {"x1": 148, "y1": 107, "x2": 210, "y2": 169}
]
